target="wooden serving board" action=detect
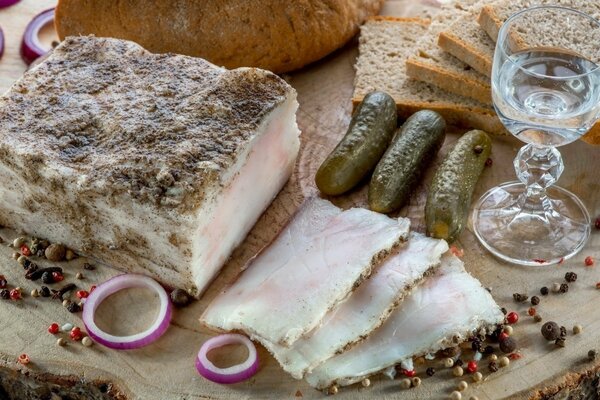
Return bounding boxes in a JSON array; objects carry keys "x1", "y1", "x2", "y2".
[{"x1": 0, "y1": 1, "x2": 599, "y2": 399}]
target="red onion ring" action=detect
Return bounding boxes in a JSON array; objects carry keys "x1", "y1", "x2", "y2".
[
  {"x1": 0, "y1": 0, "x2": 20, "y2": 8},
  {"x1": 82, "y1": 274, "x2": 172, "y2": 350},
  {"x1": 21, "y1": 8, "x2": 54, "y2": 65},
  {"x1": 196, "y1": 334, "x2": 259, "y2": 384},
  {"x1": 0, "y1": 27, "x2": 4, "y2": 61}
]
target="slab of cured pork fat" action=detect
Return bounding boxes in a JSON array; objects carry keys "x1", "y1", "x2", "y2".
[
  {"x1": 266, "y1": 232, "x2": 449, "y2": 378},
  {"x1": 306, "y1": 254, "x2": 504, "y2": 389},
  {"x1": 0, "y1": 36, "x2": 301, "y2": 296},
  {"x1": 201, "y1": 198, "x2": 410, "y2": 347}
]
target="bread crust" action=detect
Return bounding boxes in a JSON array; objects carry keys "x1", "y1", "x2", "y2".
[
  {"x1": 55, "y1": 0, "x2": 384, "y2": 74},
  {"x1": 438, "y1": 30, "x2": 493, "y2": 77}
]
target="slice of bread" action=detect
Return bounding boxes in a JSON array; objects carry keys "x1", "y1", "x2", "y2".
[
  {"x1": 438, "y1": 9, "x2": 496, "y2": 77},
  {"x1": 354, "y1": 17, "x2": 506, "y2": 134},
  {"x1": 406, "y1": 0, "x2": 492, "y2": 104}
]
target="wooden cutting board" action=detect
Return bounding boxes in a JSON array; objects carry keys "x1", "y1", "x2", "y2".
[{"x1": 0, "y1": 1, "x2": 599, "y2": 399}]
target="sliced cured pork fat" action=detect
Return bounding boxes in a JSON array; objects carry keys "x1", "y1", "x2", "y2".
[
  {"x1": 306, "y1": 254, "x2": 504, "y2": 389},
  {"x1": 201, "y1": 198, "x2": 410, "y2": 347},
  {"x1": 0, "y1": 36, "x2": 301, "y2": 296},
  {"x1": 266, "y1": 232, "x2": 449, "y2": 378}
]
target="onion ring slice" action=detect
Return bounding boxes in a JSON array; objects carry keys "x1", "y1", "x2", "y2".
[
  {"x1": 196, "y1": 334, "x2": 259, "y2": 384},
  {"x1": 82, "y1": 274, "x2": 172, "y2": 350},
  {"x1": 21, "y1": 8, "x2": 54, "y2": 65}
]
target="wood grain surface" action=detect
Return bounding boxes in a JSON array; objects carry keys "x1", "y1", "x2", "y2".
[{"x1": 0, "y1": 1, "x2": 599, "y2": 400}]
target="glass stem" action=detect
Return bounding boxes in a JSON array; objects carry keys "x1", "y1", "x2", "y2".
[{"x1": 514, "y1": 144, "x2": 564, "y2": 216}]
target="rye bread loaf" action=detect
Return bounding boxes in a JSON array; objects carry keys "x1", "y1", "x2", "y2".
[
  {"x1": 354, "y1": 16, "x2": 506, "y2": 135},
  {"x1": 55, "y1": 0, "x2": 384, "y2": 74}
]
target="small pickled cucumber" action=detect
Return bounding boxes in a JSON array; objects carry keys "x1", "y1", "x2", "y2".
[
  {"x1": 315, "y1": 91, "x2": 397, "y2": 195},
  {"x1": 426, "y1": 130, "x2": 492, "y2": 243},
  {"x1": 369, "y1": 110, "x2": 446, "y2": 213}
]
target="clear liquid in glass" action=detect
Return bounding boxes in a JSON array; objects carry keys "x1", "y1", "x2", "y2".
[{"x1": 493, "y1": 48, "x2": 600, "y2": 146}]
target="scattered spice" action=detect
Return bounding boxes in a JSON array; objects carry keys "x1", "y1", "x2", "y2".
[
  {"x1": 170, "y1": 288, "x2": 193, "y2": 308},
  {"x1": 552, "y1": 283, "x2": 561, "y2": 293},
  {"x1": 0, "y1": 275, "x2": 6, "y2": 289},
  {"x1": 470, "y1": 396, "x2": 479, "y2": 400},
  {"x1": 75, "y1": 272, "x2": 84, "y2": 280},
  {"x1": 83, "y1": 262, "x2": 95, "y2": 271},
  {"x1": 76, "y1": 290, "x2": 89, "y2": 299},
  {"x1": 500, "y1": 307, "x2": 507, "y2": 315},
  {"x1": 399, "y1": 378, "x2": 411, "y2": 390},
  {"x1": 485, "y1": 158, "x2": 493, "y2": 167},
  {"x1": 450, "y1": 391, "x2": 462, "y2": 400},
  {"x1": 588, "y1": 349, "x2": 597, "y2": 361},
  {"x1": 11, "y1": 252, "x2": 19, "y2": 260},
  {"x1": 67, "y1": 302, "x2": 81, "y2": 313},
  {"x1": 503, "y1": 326, "x2": 513, "y2": 335},
  {"x1": 488, "y1": 361, "x2": 498, "y2": 373},
  {"x1": 559, "y1": 283, "x2": 569, "y2": 293},
  {"x1": 528, "y1": 307, "x2": 536, "y2": 316},
  {"x1": 56, "y1": 338, "x2": 67, "y2": 347},
  {"x1": 402, "y1": 369, "x2": 416, "y2": 378},
  {"x1": 473, "y1": 145, "x2": 483, "y2": 154},
  {"x1": 565, "y1": 272, "x2": 577, "y2": 283},
  {"x1": 9, "y1": 288, "x2": 21, "y2": 300},
  {"x1": 458, "y1": 381, "x2": 468, "y2": 391},
  {"x1": 541, "y1": 322, "x2": 560, "y2": 341},
  {"x1": 328, "y1": 385, "x2": 338, "y2": 395},
  {"x1": 585, "y1": 256, "x2": 594, "y2": 267},
  {"x1": 12, "y1": 237, "x2": 26, "y2": 248},
  {"x1": 48, "y1": 323, "x2": 59, "y2": 334},
  {"x1": 499, "y1": 337, "x2": 517, "y2": 354},
  {"x1": 65, "y1": 249, "x2": 76, "y2": 261},
  {"x1": 453, "y1": 366, "x2": 464, "y2": 377},
  {"x1": 560, "y1": 326, "x2": 567, "y2": 338},
  {"x1": 531, "y1": 296, "x2": 540, "y2": 306},
  {"x1": 40, "y1": 286, "x2": 50, "y2": 297},
  {"x1": 466, "y1": 361, "x2": 477, "y2": 374},
  {"x1": 498, "y1": 332, "x2": 509, "y2": 342},
  {"x1": 82, "y1": 336, "x2": 93, "y2": 347},
  {"x1": 411, "y1": 377, "x2": 421, "y2": 388},
  {"x1": 0, "y1": 289, "x2": 9, "y2": 300},
  {"x1": 512, "y1": 293, "x2": 528, "y2": 302},
  {"x1": 483, "y1": 345, "x2": 494, "y2": 355},
  {"x1": 534, "y1": 315, "x2": 543, "y2": 323},
  {"x1": 361, "y1": 378, "x2": 370, "y2": 388},
  {"x1": 426, "y1": 367, "x2": 436, "y2": 377},
  {"x1": 540, "y1": 287, "x2": 549, "y2": 296},
  {"x1": 506, "y1": 312, "x2": 519, "y2": 324},
  {"x1": 450, "y1": 245, "x2": 464, "y2": 258},
  {"x1": 555, "y1": 338, "x2": 566, "y2": 347},
  {"x1": 472, "y1": 372, "x2": 483, "y2": 383},
  {"x1": 454, "y1": 359, "x2": 464, "y2": 367},
  {"x1": 498, "y1": 356, "x2": 509, "y2": 367},
  {"x1": 508, "y1": 353, "x2": 522, "y2": 360},
  {"x1": 26, "y1": 266, "x2": 63, "y2": 281},
  {"x1": 30, "y1": 289, "x2": 39, "y2": 297},
  {"x1": 17, "y1": 354, "x2": 30, "y2": 365},
  {"x1": 573, "y1": 324, "x2": 583, "y2": 335},
  {"x1": 62, "y1": 299, "x2": 71, "y2": 308},
  {"x1": 45, "y1": 244, "x2": 66, "y2": 262},
  {"x1": 70, "y1": 327, "x2": 83, "y2": 341},
  {"x1": 20, "y1": 245, "x2": 31, "y2": 257},
  {"x1": 51, "y1": 283, "x2": 76, "y2": 300},
  {"x1": 443, "y1": 357, "x2": 454, "y2": 368},
  {"x1": 52, "y1": 272, "x2": 64, "y2": 282}
]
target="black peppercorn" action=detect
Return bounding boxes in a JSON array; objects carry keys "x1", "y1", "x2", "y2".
[
  {"x1": 483, "y1": 345, "x2": 495, "y2": 355},
  {"x1": 83, "y1": 263, "x2": 95, "y2": 271},
  {"x1": 454, "y1": 359, "x2": 463, "y2": 367},
  {"x1": 488, "y1": 361, "x2": 498, "y2": 372},
  {"x1": 170, "y1": 288, "x2": 192, "y2": 308},
  {"x1": 531, "y1": 296, "x2": 540, "y2": 306},
  {"x1": 489, "y1": 327, "x2": 504, "y2": 343},
  {"x1": 540, "y1": 286, "x2": 549, "y2": 296},
  {"x1": 41, "y1": 271, "x2": 54, "y2": 284},
  {"x1": 426, "y1": 367, "x2": 435, "y2": 377},
  {"x1": 565, "y1": 272, "x2": 577, "y2": 283},
  {"x1": 501, "y1": 307, "x2": 507, "y2": 315},
  {"x1": 66, "y1": 302, "x2": 80, "y2": 313},
  {"x1": 40, "y1": 286, "x2": 50, "y2": 297},
  {"x1": 541, "y1": 321, "x2": 560, "y2": 341},
  {"x1": 588, "y1": 349, "x2": 597, "y2": 361},
  {"x1": 559, "y1": 283, "x2": 569, "y2": 293},
  {"x1": 499, "y1": 337, "x2": 517, "y2": 353},
  {"x1": 0, "y1": 289, "x2": 9, "y2": 299},
  {"x1": 474, "y1": 145, "x2": 483, "y2": 154},
  {"x1": 513, "y1": 293, "x2": 528, "y2": 302},
  {"x1": 0, "y1": 275, "x2": 6, "y2": 289},
  {"x1": 441, "y1": 347, "x2": 460, "y2": 357},
  {"x1": 22, "y1": 259, "x2": 31, "y2": 269},
  {"x1": 471, "y1": 339, "x2": 482, "y2": 352}
]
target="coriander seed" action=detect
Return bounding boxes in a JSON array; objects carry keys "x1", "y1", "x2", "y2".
[
  {"x1": 56, "y1": 338, "x2": 67, "y2": 347},
  {"x1": 453, "y1": 366, "x2": 464, "y2": 377},
  {"x1": 503, "y1": 326, "x2": 513, "y2": 335},
  {"x1": 450, "y1": 391, "x2": 462, "y2": 400},
  {"x1": 458, "y1": 381, "x2": 468, "y2": 391},
  {"x1": 361, "y1": 378, "x2": 370, "y2": 388},
  {"x1": 472, "y1": 372, "x2": 483, "y2": 383},
  {"x1": 30, "y1": 289, "x2": 39, "y2": 297},
  {"x1": 444, "y1": 357, "x2": 454, "y2": 368},
  {"x1": 552, "y1": 283, "x2": 561, "y2": 293},
  {"x1": 328, "y1": 385, "x2": 338, "y2": 395},
  {"x1": 82, "y1": 336, "x2": 93, "y2": 347},
  {"x1": 555, "y1": 338, "x2": 566, "y2": 347},
  {"x1": 488, "y1": 354, "x2": 498, "y2": 362},
  {"x1": 498, "y1": 356, "x2": 509, "y2": 367},
  {"x1": 411, "y1": 377, "x2": 421, "y2": 388},
  {"x1": 573, "y1": 324, "x2": 583, "y2": 335},
  {"x1": 399, "y1": 378, "x2": 411, "y2": 389},
  {"x1": 75, "y1": 272, "x2": 83, "y2": 280}
]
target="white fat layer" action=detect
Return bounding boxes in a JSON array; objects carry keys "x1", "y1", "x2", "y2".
[
  {"x1": 265, "y1": 232, "x2": 448, "y2": 379},
  {"x1": 201, "y1": 198, "x2": 410, "y2": 347},
  {"x1": 305, "y1": 254, "x2": 505, "y2": 389},
  {"x1": 190, "y1": 95, "x2": 301, "y2": 294}
]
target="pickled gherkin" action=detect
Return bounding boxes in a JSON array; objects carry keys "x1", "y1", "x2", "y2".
[{"x1": 315, "y1": 91, "x2": 397, "y2": 195}]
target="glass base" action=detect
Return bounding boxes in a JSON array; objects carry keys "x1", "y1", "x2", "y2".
[{"x1": 472, "y1": 182, "x2": 590, "y2": 266}]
